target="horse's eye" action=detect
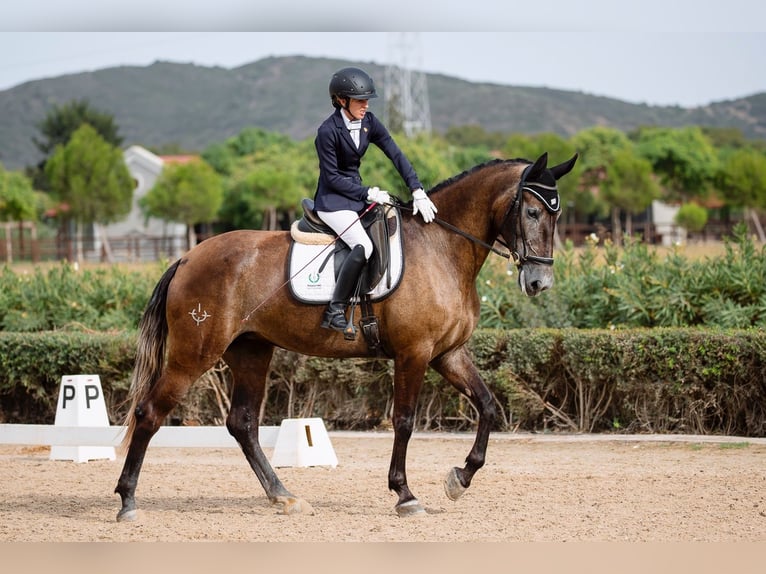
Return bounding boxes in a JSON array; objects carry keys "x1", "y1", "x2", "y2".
[{"x1": 527, "y1": 207, "x2": 541, "y2": 220}]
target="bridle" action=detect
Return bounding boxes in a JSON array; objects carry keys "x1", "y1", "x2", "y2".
[
  {"x1": 413, "y1": 163, "x2": 561, "y2": 267},
  {"x1": 495, "y1": 164, "x2": 561, "y2": 267}
]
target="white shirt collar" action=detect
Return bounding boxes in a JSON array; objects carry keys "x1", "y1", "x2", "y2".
[{"x1": 341, "y1": 109, "x2": 362, "y2": 131}]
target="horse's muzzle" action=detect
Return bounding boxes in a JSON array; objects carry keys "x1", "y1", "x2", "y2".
[{"x1": 518, "y1": 265, "x2": 554, "y2": 297}]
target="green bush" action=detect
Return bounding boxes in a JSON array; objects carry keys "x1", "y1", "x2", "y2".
[
  {"x1": 478, "y1": 224, "x2": 766, "y2": 329},
  {"x1": 2, "y1": 230, "x2": 766, "y2": 435},
  {"x1": 0, "y1": 263, "x2": 162, "y2": 332},
  {"x1": 0, "y1": 331, "x2": 136, "y2": 424},
  {"x1": 2, "y1": 328, "x2": 765, "y2": 437},
  {"x1": 473, "y1": 328, "x2": 766, "y2": 436},
  {"x1": 1, "y1": 226, "x2": 764, "y2": 335},
  {"x1": 675, "y1": 202, "x2": 709, "y2": 233}
]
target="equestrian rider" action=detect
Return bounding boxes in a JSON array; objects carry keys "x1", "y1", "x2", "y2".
[{"x1": 314, "y1": 66, "x2": 438, "y2": 334}]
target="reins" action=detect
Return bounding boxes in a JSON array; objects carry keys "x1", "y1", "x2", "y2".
[
  {"x1": 396, "y1": 170, "x2": 559, "y2": 267},
  {"x1": 395, "y1": 201, "x2": 511, "y2": 260}
]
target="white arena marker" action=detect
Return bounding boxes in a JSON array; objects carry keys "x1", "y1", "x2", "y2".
[
  {"x1": 49, "y1": 375, "x2": 116, "y2": 463},
  {"x1": 270, "y1": 418, "x2": 338, "y2": 468}
]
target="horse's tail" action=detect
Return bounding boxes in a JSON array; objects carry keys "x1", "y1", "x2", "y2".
[{"x1": 120, "y1": 259, "x2": 181, "y2": 451}]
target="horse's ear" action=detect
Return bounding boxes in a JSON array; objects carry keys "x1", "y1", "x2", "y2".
[
  {"x1": 525, "y1": 152, "x2": 549, "y2": 180},
  {"x1": 550, "y1": 153, "x2": 579, "y2": 181}
]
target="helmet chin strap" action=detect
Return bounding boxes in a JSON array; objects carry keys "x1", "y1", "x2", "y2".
[{"x1": 341, "y1": 100, "x2": 362, "y2": 121}]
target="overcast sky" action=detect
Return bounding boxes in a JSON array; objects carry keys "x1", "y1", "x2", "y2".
[{"x1": 1, "y1": 1, "x2": 765, "y2": 108}]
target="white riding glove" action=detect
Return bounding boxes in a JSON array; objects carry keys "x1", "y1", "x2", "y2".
[
  {"x1": 412, "y1": 188, "x2": 437, "y2": 223},
  {"x1": 367, "y1": 186, "x2": 392, "y2": 205}
]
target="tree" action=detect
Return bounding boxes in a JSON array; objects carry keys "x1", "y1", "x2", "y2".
[
  {"x1": 30, "y1": 98, "x2": 123, "y2": 193},
  {"x1": 716, "y1": 147, "x2": 766, "y2": 241},
  {"x1": 444, "y1": 124, "x2": 507, "y2": 150},
  {"x1": 601, "y1": 148, "x2": 661, "y2": 242},
  {"x1": 221, "y1": 167, "x2": 298, "y2": 230},
  {"x1": 0, "y1": 163, "x2": 40, "y2": 262},
  {"x1": 34, "y1": 98, "x2": 123, "y2": 157},
  {"x1": 0, "y1": 163, "x2": 38, "y2": 222},
  {"x1": 633, "y1": 126, "x2": 719, "y2": 203},
  {"x1": 570, "y1": 127, "x2": 634, "y2": 241},
  {"x1": 44, "y1": 124, "x2": 133, "y2": 262},
  {"x1": 674, "y1": 203, "x2": 709, "y2": 238},
  {"x1": 140, "y1": 159, "x2": 224, "y2": 248}
]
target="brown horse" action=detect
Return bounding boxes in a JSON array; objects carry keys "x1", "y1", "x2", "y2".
[{"x1": 115, "y1": 152, "x2": 577, "y2": 520}]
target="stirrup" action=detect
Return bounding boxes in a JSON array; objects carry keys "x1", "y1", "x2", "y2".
[{"x1": 342, "y1": 322, "x2": 357, "y2": 341}]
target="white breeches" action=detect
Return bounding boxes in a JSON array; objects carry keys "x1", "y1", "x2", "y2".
[{"x1": 317, "y1": 209, "x2": 373, "y2": 259}]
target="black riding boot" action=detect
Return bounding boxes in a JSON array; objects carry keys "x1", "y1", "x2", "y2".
[{"x1": 321, "y1": 245, "x2": 367, "y2": 334}]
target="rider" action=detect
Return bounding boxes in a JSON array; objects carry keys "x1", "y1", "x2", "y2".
[{"x1": 314, "y1": 66, "x2": 437, "y2": 334}]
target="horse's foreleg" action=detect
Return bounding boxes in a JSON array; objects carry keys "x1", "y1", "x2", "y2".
[
  {"x1": 115, "y1": 371, "x2": 195, "y2": 522},
  {"x1": 224, "y1": 341, "x2": 314, "y2": 515},
  {"x1": 431, "y1": 346, "x2": 497, "y2": 501},
  {"x1": 389, "y1": 356, "x2": 428, "y2": 517}
]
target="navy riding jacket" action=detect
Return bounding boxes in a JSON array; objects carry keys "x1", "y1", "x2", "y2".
[{"x1": 313, "y1": 109, "x2": 422, "y2": 213}]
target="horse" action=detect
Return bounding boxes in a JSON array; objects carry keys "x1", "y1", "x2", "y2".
[{"x1": 114, "y1": 152, "x2": 578, "y2": 520}]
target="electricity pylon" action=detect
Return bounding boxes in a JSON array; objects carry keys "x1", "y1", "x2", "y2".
[{"x1": 383, "y1": 33, "x2": 432, "y2": 137}]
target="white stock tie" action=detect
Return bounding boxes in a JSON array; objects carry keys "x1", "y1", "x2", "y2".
[{"x1": 348, "y1": 120, "x2": 361, "y2": 148}]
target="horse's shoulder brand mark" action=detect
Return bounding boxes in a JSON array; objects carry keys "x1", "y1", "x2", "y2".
[{"x1": 189, "y1": 303, "x2": 211, "y2": 326}]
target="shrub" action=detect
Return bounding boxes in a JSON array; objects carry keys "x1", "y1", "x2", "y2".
[
  {"x1": 477, "y1": 223, "x2": 766, "y2": 329},
  {"x1": 2, "y1": 328, "x2": 765, "y2": 437},
  {"x1": 675, "y1": 202, "x2": 709, "y2": 233},
  {"x1": 0, "y1": 331, "x2": 136, "y2": 424},
  {"x1": 0, "y1": 262, "x2": 161, "y2": 332}
]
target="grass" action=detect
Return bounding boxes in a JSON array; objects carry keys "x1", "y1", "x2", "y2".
[
  {"x1": 687, "y1": 442, "x2": 750, "y2": 451},
  {"x1": 718, "y1": 442, "x2": 750, "y2": 450}
]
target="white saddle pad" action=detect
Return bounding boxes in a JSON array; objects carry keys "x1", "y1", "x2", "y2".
[{"x1": 288, "y1": 207, "x2": 404, "y2": 304}]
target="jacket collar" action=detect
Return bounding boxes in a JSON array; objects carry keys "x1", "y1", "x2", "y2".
[{"x1": 333, "y1": 108, "x2": 366, "y2": 154}]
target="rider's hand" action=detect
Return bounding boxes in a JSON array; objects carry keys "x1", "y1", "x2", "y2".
[
  {"x1": 412, "y1": 188, "x2": 437, "y2": 223},
  {"x1": 367, "y1": 186, "x2": 392, "y2": 205}
]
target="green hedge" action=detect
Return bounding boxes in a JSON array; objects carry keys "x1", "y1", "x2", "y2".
[
  {"x1": 0, "y1": 331, "x2": 136, "y2": 424},
  {"x1": 478, "y1": 225, "x2": 766, "y2": 329},
  {"x1": 2, "y1": 328, "x2": 765, "y2": 437}
]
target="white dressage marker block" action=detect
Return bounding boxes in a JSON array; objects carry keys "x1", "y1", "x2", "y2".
[
  {"x1": 270, "y1": 418, "x2": 338, "y2": 468},
  {"x1": 49, "y1": 375, "x2": 116, "y2": 463}
]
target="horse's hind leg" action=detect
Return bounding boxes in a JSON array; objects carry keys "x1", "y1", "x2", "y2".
[
  {"x1": 430, "y1": 345, "x2": 497, "y2": 502},
  {"x1": 223, "y1": 338, "x2": 314, "y2": 515},
  {"x1": 115, "y1": 366, "x2": 201, "y2": 521}
]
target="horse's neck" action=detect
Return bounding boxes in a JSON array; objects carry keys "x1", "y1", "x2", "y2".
[
  {"x1": 444, "y1": 169, "x2": 512, "y2": 235},
  {"x1": 425, "y1": 170, "x2": 513, "y2": 275}
]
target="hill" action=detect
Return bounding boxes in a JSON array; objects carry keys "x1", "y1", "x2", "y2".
[{"x1": 1, "y1": 55, "x2": 764, "y2": 170}]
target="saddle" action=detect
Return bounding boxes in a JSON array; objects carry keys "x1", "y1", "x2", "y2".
[
  {"x1": 288, "y1": 199, "x2": 404, "y2": 352},
  {"x1": 292, "y1": 198, "x2": 397, "y2": 294}
]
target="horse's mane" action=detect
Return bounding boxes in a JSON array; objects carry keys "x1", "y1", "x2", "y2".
[{"x1": 425, "y1": 158, "x2": 530, "y2": 197}]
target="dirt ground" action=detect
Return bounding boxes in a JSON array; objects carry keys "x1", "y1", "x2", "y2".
[{"x1": 1, "y1": 432, "x2": 765, "y2": 542}]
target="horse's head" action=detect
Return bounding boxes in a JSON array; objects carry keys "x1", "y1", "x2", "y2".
[{"x1": 501, "y1": 152, "x2": 578, "y2": 296}]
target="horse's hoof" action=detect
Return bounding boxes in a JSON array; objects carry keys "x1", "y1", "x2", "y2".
[
  {"x1": 444, "y1": 467, "x2": 467, "y2": 501},
  {"x1": 275, "y1": 496, "x2": 315, "y2": 516},
  {"x1": 395, "y1": 499, "x2": 426, "y2": 517},
  {"x1": 116, "y1": 508, "x2": 138, "y2": 522}
]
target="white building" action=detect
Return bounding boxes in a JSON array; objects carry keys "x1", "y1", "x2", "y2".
[
  {"x1": 651, "y1": 200, "x2": 686, "y2": 246},
  {"x1": 95, "y1": 145, "x2": 187, "y2": 261}
]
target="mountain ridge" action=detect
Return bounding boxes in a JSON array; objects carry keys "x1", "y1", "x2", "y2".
[{"x1": 1, "y1": 55, "x2": 764, "y2": 170}]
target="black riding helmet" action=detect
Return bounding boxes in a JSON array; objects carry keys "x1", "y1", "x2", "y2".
[{"x1": 329, "y1": 67, "x2": 378, "y2": 109}]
